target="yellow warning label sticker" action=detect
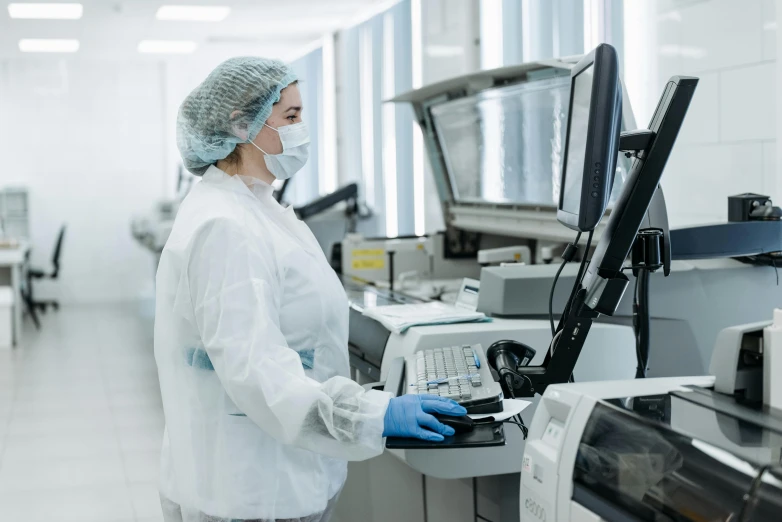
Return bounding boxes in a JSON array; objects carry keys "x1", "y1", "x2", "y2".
[
  {"x1": 352, "y1": 249, "x2": 385, "y2": 257},
  {"x1": 352, "y1": 259, "x2": 385, "y2": 270}
]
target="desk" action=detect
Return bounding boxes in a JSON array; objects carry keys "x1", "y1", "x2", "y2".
[{"x1": 0, "y1": 242, "x2": 29, "y2": 347}]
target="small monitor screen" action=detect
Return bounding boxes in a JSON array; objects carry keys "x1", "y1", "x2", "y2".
[{"x1": 562, "y1": 64, "x2": 594, "y2": 214}]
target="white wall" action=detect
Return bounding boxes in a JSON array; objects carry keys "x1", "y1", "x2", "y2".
[
  {"x1": 0, "y1": 58, "x2": 167, "y2": 303},
  {"x1": 624, "y1": 0, "x2": 777, "y2": 227}
]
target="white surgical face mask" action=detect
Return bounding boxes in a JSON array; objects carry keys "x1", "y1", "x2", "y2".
[{"x1": 250, "y1": 121, "x2": 310, "y2": 180}]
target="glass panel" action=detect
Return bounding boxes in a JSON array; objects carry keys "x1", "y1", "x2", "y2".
[
  {"x1": 573, "y1": 401, "x2": 758, "y2": 521},
  {"x1": 429, "y1": 75, "x2": 630, "y2": 207}
]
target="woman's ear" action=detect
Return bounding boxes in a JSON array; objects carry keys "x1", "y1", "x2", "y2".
[{"x1": 230, "y1": 110, "x2": 249, "y2": 140}]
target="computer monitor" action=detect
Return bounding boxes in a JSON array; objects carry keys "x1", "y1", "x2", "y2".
[
  {"x1": 515, "y1": 67, "x2": 697, "y2": 396},
  {"x1": 582, "y1": 75, "x2": 698, "y2": 315},
  {"x1": 557, "y1": 43, "x2": 622, "y2": 232}
]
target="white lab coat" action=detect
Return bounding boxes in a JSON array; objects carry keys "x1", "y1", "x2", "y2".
[{"x1": 154, "y1": 165, "x2": 391, "y2": 521}]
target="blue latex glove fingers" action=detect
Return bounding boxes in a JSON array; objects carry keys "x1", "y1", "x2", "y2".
[
  {"x1": 417, "y1": 411, "x2": 455, "y2": 438},
  {"x1": 420, "y1": 395, "x2": 467, "y2": 416},
  {"x1": 383, "y1": 395, "x2": 459, "y2": 441}
]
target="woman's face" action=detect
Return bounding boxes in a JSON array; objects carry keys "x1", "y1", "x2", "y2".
[{"x1": 251, "y1": 83, "x2": 303, "y2": 155}]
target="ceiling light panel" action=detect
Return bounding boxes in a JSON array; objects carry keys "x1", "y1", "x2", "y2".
[
  {"x1": 138, "y1": 40, "x2": 198, "y2": 54},
  {"x1": 8, "y1": 3, "x2": 83, "y2": 19},
  {"x1": 156, "y1": 5, "x2": 231, "y2": 22},
  {"x1": 19, "y1": 39, "x2": 80, "y2": 53}
]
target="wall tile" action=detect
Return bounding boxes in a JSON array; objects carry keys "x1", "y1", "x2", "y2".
[
  {"x1": 762, "y1": 0, "x2": 776, "y2": 60},
  {"x1": 664, "y1": 141, "x2": 764, "y2": 227},
  {"x1": 762, "y1": 140, "x2": 779, "y2": 199},
  {"x1": 720, "y1": 62, "x2": 775, "y2": 141},
  {"x1": 677, "y1": 0, "x2": 764, "y2": 72}
]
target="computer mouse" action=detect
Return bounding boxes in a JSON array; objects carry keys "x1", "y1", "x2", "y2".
[{"x1": 433, "y1": 413, "x2": 474, "y2": 434}]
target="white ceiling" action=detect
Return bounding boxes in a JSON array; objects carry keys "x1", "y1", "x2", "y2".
[{"x1": 0, "y1": 0, "x2": 397, "y2": 60}]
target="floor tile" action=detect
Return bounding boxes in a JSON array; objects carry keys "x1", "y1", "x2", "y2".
[
  {"x1": 2, "y1": 432, "x2": 121, "y2": 463},
  {"x1": 130, "y1": 482, "x2": 165, "y2": 519},
  {"x1": 118, "y1": 425, "x2": 164, "y2": 452},
  {"x1": 122, "y1": 450, "x2": 161, "y2": 483},
  {"x1": 1, "y1": 306, "x2": 166, "y2": 520},
  {"x1": 6, "y1": 413, "x2": 116, "y2": 437},
  {"x1": 112, "y1": 407, "x2": 165, "y2": 431},
  {"x1": 110, "y1": 390, "x2": 162, "y2": 409},
  {"x1": 0, "y1": 455, "x2": 126, "y2": 490},
  {"x1": 0, "y1": 485, "x2": 135, "y2": 522}
]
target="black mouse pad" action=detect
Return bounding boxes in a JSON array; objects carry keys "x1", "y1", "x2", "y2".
[{"x1": 385, "y1": 423, "x2": 505, "y2": 449}]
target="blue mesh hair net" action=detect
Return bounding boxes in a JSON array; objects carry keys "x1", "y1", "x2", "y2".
[{"x1": 176, "y1": 57, "x2": 298, "y2": 176}]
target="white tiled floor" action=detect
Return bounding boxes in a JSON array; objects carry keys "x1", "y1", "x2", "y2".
[{"x1": 0, "y1": 304, "x2": 164, "y2": 522}]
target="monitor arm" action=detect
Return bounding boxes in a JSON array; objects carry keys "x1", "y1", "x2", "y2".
[
  {"x1": 293, "y1": 183, "x2": 360, "y2": 222},
  {"x1": 620, "y1": 129, "x2": 672, "y2": 277},
  {"x1": 514, "y1": 77, "x2": 697, "y2": 396}
]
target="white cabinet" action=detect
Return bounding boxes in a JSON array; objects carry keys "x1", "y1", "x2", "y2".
[{"x1": 0, "y1": 187, "x2": 30, "y2": 240}]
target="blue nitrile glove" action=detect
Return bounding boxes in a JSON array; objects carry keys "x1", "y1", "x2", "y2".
[{"x1": 383, "y1": 394, "x2": 468, "y2": 441}]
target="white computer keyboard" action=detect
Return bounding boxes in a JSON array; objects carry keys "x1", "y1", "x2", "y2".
[{"x1": 405, "y1": 344, "x2": 503, "y2": 414}]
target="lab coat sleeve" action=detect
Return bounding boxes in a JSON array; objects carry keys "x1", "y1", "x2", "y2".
[{"x1": 186, "y1": 217, "x2": 390, "y2": 461}]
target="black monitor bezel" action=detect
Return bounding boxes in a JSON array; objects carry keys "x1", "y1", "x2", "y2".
[
  {"x1": 582, "y1": 76, "x2": 698, "y2": 312},
  {"x1": 557, "y1": 44, "x2": 622, "y2": 232}
]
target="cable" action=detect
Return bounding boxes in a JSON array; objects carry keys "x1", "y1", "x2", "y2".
[
  {"x1": 548, "y1": 232, "x2": 582, "y2": 337},
  {"x1": 548, "y1": 329, "x2": 563, "y2": 357},
  {"x1": 503, "y1": 367, "x2": 534, "y2": 396},
  {"x1": 514, "y1": 414, "x2": 528, "y2": 437},
  {"x1": 503, "y1": 379, "x2": 529, "y2": 438},
  {"x1": 633, "y1": 274, "x2": 643, "y2": 377},
  {"x1": 558, "y1": 229, "x2": 594, "y2": 334},
  {"x1": 634, "y1": 269, "x2": 651, "y2": 378},
  {"x1": 503, "y1": 419, "x2": 528, "y2": 439}
]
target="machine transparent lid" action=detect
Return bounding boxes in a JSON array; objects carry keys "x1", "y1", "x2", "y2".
[
  {"x1": 431, "y1": 75, "x2": 628, "y2": 208},
  {"x1": 572, "y1": 392, "x2": 782, "y2": 521},
  {"x1": 395, "y1": 62, "x2": 632, "y2": 209}
]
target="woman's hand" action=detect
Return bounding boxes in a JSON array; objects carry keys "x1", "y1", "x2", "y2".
[{"x1": 382, "y1": 394, "x2": 468, "y2": 442}]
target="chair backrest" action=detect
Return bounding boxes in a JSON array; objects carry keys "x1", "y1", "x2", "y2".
[{"x1": 51, "y1": 225, "x2": 66, "y2": 278}]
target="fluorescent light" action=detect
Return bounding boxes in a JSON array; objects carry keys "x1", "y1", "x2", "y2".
[
  {"x1": 19, "y1": 39, "x2": 79, "y2": 53},
  {"x1": 411, "y1": 0, "x2": 425, "y2": 236},
  {"x1": 411, "y1": 0, "x2": 423, "y2": 88},
  {"x1": 138, "y1": 40, "x2": 197, "y2": 54},
  {"x1": 382, "y1": 12, "x2": 398, "y2": 238},
  {"x1": 156, "y1": 5, "x2": 230, "y2": 22},
  {"x1": 479, "y1": 0, "x2": 503, "y2": 69},
  {"x1": 413, "y1": 125, "x2": 426, "y2": 236},
  {"x1": 359, "y1": 25, "x2": 375, "y2": 209},
  {"x1": 320, "y1": 34, "x2": 338, "y2": 195},
  {"x1": 8, "y1": 3, "x2": 82, "y2": 20}
]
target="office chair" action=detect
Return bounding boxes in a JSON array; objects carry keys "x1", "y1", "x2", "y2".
[
  {"x1": 25, "y1": 225, "x2": 66, "y2": 321},
  {"x1": 20, "y1": 250, "x2": 40, "y2": 329}
]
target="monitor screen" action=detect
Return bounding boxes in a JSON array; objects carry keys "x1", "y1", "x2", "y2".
[{"x1": 561, "y1": 64, "x2": 594, "y2": 215}]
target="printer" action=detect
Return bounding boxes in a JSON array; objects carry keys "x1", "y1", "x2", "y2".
[{"x1": 521, "y1": 316, "x2": 782, "y2": 521}]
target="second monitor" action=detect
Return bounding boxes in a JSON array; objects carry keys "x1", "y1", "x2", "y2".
[{"x1": 557, "y1": 43, "x2": 622, "y2": 233}]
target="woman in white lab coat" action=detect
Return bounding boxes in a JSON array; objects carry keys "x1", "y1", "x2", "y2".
[{"x1": 154, "y1": 57, "x2": 466, "y2": 522}]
